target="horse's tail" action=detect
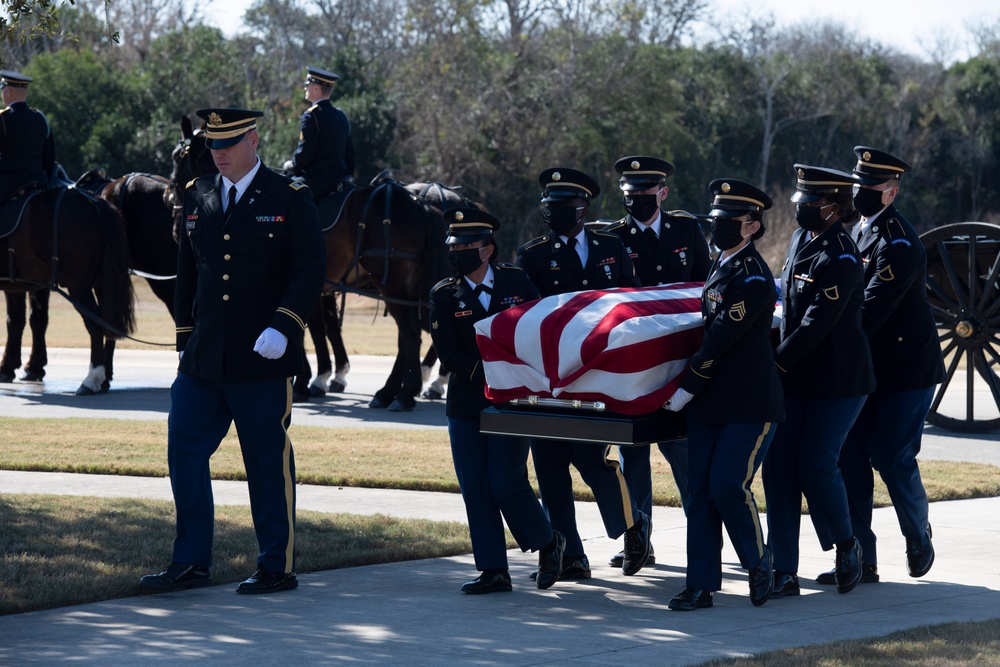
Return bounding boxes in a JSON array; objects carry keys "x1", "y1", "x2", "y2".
[{"x1": 90, "y1": 193, "x2": 136, "y2": 337}]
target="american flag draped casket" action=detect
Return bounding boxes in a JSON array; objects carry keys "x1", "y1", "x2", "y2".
[{"x1": 474, "y1": 283, "x2": 708, "y2": 445}]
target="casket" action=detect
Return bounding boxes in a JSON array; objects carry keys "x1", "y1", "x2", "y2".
[
  {"x1": 474, "y1": 282, "x2": 781, "y2": 445},
  {"x1": 474, "y1": 283, "x2": 705, "y2": 445}
]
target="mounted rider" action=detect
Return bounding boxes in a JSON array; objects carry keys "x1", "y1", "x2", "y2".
[{"x1": 0, "y1": 70, "x2": 55, "y2": 204}]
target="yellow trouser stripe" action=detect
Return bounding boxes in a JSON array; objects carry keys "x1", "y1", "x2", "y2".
[
  {"x1": 605, "y1": 445, "x2": 635, "y2": 528},
  {"x1": 282, "y1": 378, "x2": 295, "y2": 572},
  {"x1": 743, "y1": 422, "x2": 772, "y2": 560}
]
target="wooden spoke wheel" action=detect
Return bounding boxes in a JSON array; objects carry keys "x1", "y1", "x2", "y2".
[{"x1": 921, "y1": 222, "x2": 1000, "y2": 432}]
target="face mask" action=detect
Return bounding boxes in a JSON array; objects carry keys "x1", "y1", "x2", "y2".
[
  {"x1": 623, "y1": 194, "x2": 659, "y2": 222},
  {"x1": 853, "y1": 186, "x2": 886, "y2": 217},
  {"x1": 795, "y1": 204, "x2": 833, "y2": 232},
  {"x1": 542, "y1": 203, "x2": 582, "y2": 236},
  {"x1": 711, "y1": 218, "x2": 746, "y2": 251},
  {"x1": 448, "y1": 247, "x2": 485, "y2": 276}
]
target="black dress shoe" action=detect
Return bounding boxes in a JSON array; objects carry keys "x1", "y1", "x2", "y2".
[
  {"x1": 139, "y1": 562, "x2": 212, "y2": 592},
  {"x1": 769, "y1": 571, "x2": 800, "y2": 599},
  {"x1": 622, "y1": 511, "x2": 652, "y2": 576},
  {"x1": 906, "y1": 524, "x2": 935, "y2": 578},
  {"x1": 561, "y1": 555, "x2": 592, "y2": 580},
  {"x1": 748, "y1": 547, "x2": 774, "y2": 607},
  {"x1": 835, "y1": 537, "x2": 863, "y2": 593},
  {"x1": 816, "y1": 560, "x2": 879, "y2": 585},
  {"x1": 609, "y1": 544, "x2": 656, "y2": 568},
  {"x1": 236, "y1": 569, "x2": 298, "y2": 594},
  {"x1": 530, "y1": 554, "x2": 592, "y2": 581},
  {"x1": 668, "y1": 588, "x2": 713, "y2": 611},
  {"x1": 536, "y1": 532, "x2": 566, "y2": 590},
  {"x1": 461, "y1": 569, "x2": 512, "y2": 594}
]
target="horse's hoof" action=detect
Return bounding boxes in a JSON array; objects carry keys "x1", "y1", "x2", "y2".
[
  {"x1": 421, "y1": 388, "x2": 443, "y2": 400},
  {"x1": 308, "y1": 386, "x2": 326, "y2": 398},
  {"x1": 21, "y1": 369, "x2": 45, "y2": 382},
  {"x1": 388, "y1": 399, "x2": 415, "y2": 412},
  {"x1": 292, "y1": 391, "x2": 311, "y2": 403},
  {"x1": 100, "y1": 381, "x2": 110, "y2": 394},
  {"x1": 75, "y1": 384, "x2": 98, "y2": 396},
  {"x1": 368, "y1": 396, "x2": 390, "y2": 409},
  {"x1": 328, "y1": 379, "x2": 346, "y2": 393},
  {"x1": 0, "y1": 370, "x2": 15, "y2": 383}
]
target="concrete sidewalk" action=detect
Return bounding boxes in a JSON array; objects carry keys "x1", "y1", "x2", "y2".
[{"x1": 1, "y1": 470, "x2": 999, "y2": 666}]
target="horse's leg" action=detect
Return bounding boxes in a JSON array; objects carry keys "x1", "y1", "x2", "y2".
[
  {"x1": 102, "y1": 337, "x2": 116, "y2": 390},
  {"x1": 369, "y1": 352, "x2": 403, "y2": 409},
  {"x1": 387, "y1": 304, "x2": 423, "y2": 412},
  {"x1": 322, "y1": 295, "x2": 349, "y2": 393},
  {"x1": 72, "y1": 290, "x2": 109, "y2": 396},
  {"x1": 0, "y1": 291, "x2": 27, "y2": 382},
  {"x1": 420, "y1": 344, "x2": 449, "y2": 400},
  {"x1": 22, "y1": 289, "x2": 49, "y2": 381},
  {"x1": 306, "y1": 305, "x2": 332, "y2": 398},
  {"x1": 292, "y1": 342, "x2": 313, "y2": 403}
]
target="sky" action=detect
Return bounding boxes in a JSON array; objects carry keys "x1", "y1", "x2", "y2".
[{"x1": 198, "y1": 0, "x2": 999, "y2": 64}]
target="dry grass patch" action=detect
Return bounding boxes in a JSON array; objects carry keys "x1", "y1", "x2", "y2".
[{"x1": 0, "y1": 494, "x2": 473, "y2": 616}]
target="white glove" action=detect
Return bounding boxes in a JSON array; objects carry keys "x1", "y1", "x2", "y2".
[
  {"x1": 253, "y1": 327, "x2": 288, "y2": 360},
  {"x1": 283, "y1": 160, "x2": 294, "y2": 173},
  {"x1": 663, "y1": 387, "x2": 693, "y2": 412}
]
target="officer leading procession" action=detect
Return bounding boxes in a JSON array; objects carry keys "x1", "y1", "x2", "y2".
[{"x1": 4, "y1": 5, "x2": 999, "y2": 657}]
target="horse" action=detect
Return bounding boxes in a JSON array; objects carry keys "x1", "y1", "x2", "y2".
[
  {"x1": 324, "y1": 173, "x2": 455, "y2": 411},
  {"x1": 96, "y1": 171, "x2": 179, "y2": 316},
  {"x1": 0, "y1": 186, "x2": 136, "y2": 394},
  {"x1": 1, "y1": 170, "x2": 179, "y2": 385}
]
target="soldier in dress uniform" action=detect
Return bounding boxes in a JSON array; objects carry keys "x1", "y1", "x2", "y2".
[
  {"x1": 140, "y1": 108, "x2": 325, "y2": 595},
  {"x1": 828, "y1": 147, "x2": 944, "y2": 585},
  {"x1": 430, "y1": 207, "x2": 566, "y2": 594},
  {"x1": 602, "y1": 155, "x2": 711, "y2": 569},
  {"x1": 664, "y1": 179, "x2": 784, "y2": 610},
  {"x1": 0, "y1": 70, "x2": 55, "y2": 202},
  {"x1": 516, "y1": 167, "x2": 651, "y2": 581},
  {"x1": 284, "y1": 66, "x2": 354, "y2": 200},
  {"x1": 762, "y1": 165, "x2": 874, "y2": 600}
]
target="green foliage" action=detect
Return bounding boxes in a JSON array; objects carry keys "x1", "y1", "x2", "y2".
[{"x1": 25, "y1": 48, "x2": 148, "y2": 177}]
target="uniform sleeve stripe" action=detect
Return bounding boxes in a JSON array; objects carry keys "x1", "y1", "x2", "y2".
[{"x1": 277, "y1": 307, "x2": 306, "y2": 330}]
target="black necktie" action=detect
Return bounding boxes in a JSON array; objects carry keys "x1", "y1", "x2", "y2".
[
  {"x1": 473, "y1": 284, "x2": 492, "y2": 297},
  {"x1": 566, "y1": 237, "x2": 582, "y2": 268},
  {"x1": 644, "y1": 227, "x2": 658, "y2": 245},
  {"x1": 224, "y1": 186, "x2": 237, "y2": 221}
]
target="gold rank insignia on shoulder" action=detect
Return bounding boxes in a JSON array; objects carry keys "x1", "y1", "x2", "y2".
[
  {"x1": 728, "y1": 300, "x2": 747, "y2": 321},
  {"x1": 290, "y1": 181, "x2": 308, "y2": 190},
  {"x1": 185, "y1": 178, "x2": 197, "y2": 189},
  {"x1": 877, "y1": 265, "x2": 895, "y2": 281},
  {"x1": 823, "y1": 286, "x2": 840, "y2": 300}
]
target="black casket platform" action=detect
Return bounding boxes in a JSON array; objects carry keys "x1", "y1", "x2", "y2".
[{"x1": 479, "y1": 397, "x2": 686, "y2": 446}]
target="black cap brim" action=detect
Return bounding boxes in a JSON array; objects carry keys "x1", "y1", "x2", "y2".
[
  {"x1": 446, "y1": 233, "x2": 491, "y2": 245},
  {"x1": 853, "y1": 174, "x2": 892, "y2": 186},
  {"x1": 790, "y1": 191, "x2": 824, "y2": 204},
  {"x1": 206, "y1": 132, "x2": 249, "y2": 150}
]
